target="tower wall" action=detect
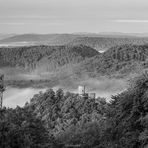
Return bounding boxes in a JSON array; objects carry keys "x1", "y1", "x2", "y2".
[
  {"x1": 88, "y1": 93, "x2": 96, "y2": 99},
  {"x1": 78, "y1": 85, "x2": 85, "y2": 96}
]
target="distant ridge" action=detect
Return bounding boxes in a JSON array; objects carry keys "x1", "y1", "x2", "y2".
[
  {"x1": 1, "y1": 33, "x2": 148, "y2": 52},
  {"x1": 0, "y1": 33, "x2": 16, "y2": 40},
  {"x1": 0, "y1": 34, "x2": 79, "y2": 45}
]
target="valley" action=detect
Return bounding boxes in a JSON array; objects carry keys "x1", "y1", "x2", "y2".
[
  {"x1": 0, "y1": 34, "x2": 148, "y2": 107},
  {"x1": 3, "y1": 77, "x2": 127, "y2": 108},
  {"x1": 2, "y1": 0, "x2": 148, "y2": 147}
]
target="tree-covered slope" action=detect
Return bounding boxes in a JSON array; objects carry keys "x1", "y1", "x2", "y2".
[
  {"x1": 75, "y1": 44, "x2": 148, "y2": 78},
  {"x1": 29, "y1": 88, "x2": 108, "y2": 147},
  {"x1": 69, "y1": 37, "x2": 148, "y2": 52},
  {"x1": 0, "y1": 45, "x2": 99, "y2": 77},
  {"x1": 2, "y1": 44, "x2": 148, "y2": 82},
  {"x1": 2, "y1": 69, "x2": 148, "y2": 148},
  {"x1": 0, "y1": 106, "x2": 55, "y2": 148},
  {"x1": 23, "y1": 73, "x2": 148, "y2": 148}
]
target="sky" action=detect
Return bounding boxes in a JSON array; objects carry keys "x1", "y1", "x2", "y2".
[{"x1": 0, "y1": 0, "x2": 148, "y2": 34}]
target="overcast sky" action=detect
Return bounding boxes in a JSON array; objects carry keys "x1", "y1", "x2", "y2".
[{"x1": 0, "y1": 0, "x2": 148, "y2": 34}]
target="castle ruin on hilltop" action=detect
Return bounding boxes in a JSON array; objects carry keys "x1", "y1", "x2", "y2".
[{"x1": 78, "y1": 85, "x2": 96, "y2": 99}]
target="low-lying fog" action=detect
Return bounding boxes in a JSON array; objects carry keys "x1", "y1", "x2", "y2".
[
  {"x1": 3, "y1": 78, "x2": 128, "y2": 108},
  {"x1": 3, "y1": 87, "x2": 46, "y2": 108}
]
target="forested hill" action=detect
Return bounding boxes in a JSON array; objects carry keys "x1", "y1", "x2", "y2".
[
  {"x1": 2, "y1": 44, "x2": 148, "y2": 81},
  {"x1": 69, "y1": 37, "x2": 148, "y2": 52},
  {"x1": 75, "y1": 44, "x2": 148, "y2": 77},
  {"x1": 1, "y1": 33, "x2": 148, "y2": 53},
  {"x1": 2, "y1": 73, "x2": 148, "y2": 147},
  {"x1": 21, "y1": 73, "x2": 148, "y2": 148},
  {"x1": 0, "y1": 44, "x2": 99, "y2": 71}
]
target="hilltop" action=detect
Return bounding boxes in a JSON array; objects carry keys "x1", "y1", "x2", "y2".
[
  {"x1": 75, "y1": 44, "x2": 148, "y2": 78},
  {"x1": 0, "y1": 44, "x2": 99, "y2": 81},
  {"x1": 1, "y1": 73, "x2": 146, "y2": 148}
]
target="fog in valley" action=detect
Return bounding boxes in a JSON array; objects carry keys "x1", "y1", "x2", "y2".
[
  {"x1": 3, "y1": 87, "x2": 46, "y2": 108},
  {"x1": 3, "y1": 78, "x2": 128, "y2": 108}
]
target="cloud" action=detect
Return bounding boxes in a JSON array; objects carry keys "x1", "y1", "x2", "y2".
[
  {"x1": 0, "y1": 22, "x2": 63, "y2": 26},
  {"x1": 0, "y1": 22, "x2": 25, "y2": 25},
  {"x1": 114, "y1": 19, "x2": 148, "y2": 23},
  {"x1": 0, "y1": 16, "x2": 59, "y2": 20}
]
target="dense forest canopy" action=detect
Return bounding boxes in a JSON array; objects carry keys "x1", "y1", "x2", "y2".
[
  {"x1": 75, "y1": 44, "x2": 148, "y2": 78},
  {"x1": 0, "y1": 45, "x2": 98, "y2": 70},
  {"x1": 1, "y1": 44, "x2": 148, "y2": 79},
  {"x1": 2, "y1": 44, "x2": 148, "y2": 88},
  {"x1": 69, "y1": 37, "x2": 148, "y2": 52},
  {"x1": 1, "y1": 73, "x2": 148, "y2": 148}
]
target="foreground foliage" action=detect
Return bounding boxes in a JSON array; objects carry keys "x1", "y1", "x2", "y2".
[
  {"x1": 0, "y1": 106, "x2": 55, "y2": 148},
  {"x1": 1, "y1": 73, "x2": 148, "y2": 147}
]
